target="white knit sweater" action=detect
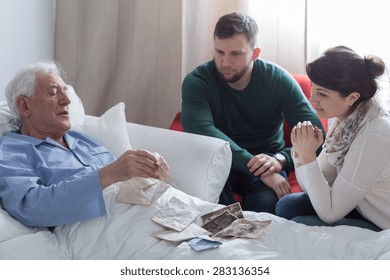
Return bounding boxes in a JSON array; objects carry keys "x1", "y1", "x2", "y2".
[{"x1": 294, "y1": 114, "x2": 390, "y2": 230}]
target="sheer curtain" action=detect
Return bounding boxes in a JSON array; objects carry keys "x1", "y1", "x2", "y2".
[
  {"x1": 55, "y1": 0, "x2": 183, "y2": 128},
  {"x1": 181, "y1": 0, "x2": 250, "y2": 78},
  {"x1": 247, "y1": 0, "x2": 307, "y2": 74},
  {"x1": 55, "y1": 0, "x2": 307, "y2": 128}
]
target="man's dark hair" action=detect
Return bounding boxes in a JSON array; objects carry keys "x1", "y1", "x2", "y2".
[{"x1": 214, "y1": 12, "x2": 258, "y2": 48}]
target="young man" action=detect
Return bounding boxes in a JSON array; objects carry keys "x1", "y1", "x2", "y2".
[{"x1": 181, "y1": 12, "x2": 324, "y2": 213}]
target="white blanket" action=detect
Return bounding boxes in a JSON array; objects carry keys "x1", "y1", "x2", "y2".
[{"x1": 1, "y1": 185, "x2": 390, "y2": 260}]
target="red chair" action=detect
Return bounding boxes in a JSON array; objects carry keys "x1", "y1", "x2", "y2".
[{"x1": 170, "y1": 74, "x2": 328, "y2": 194}]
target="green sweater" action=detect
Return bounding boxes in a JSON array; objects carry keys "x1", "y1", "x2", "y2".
[{"x1": 181, "y1": 59, "x2": 324, "y2": 173}]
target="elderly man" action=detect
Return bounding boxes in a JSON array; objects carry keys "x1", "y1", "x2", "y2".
[{"x1": 0, "y1": 61, "x2": 168, "y2": 227}]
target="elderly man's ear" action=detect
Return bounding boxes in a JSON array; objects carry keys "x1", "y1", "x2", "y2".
[{"x1": 16, "y1": 96, "x2": 31, "y2": 117}]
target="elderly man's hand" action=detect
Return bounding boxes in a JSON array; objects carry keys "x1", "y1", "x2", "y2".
[{"x1": 99, "y1": 149, "x2": 168, "y2": 188}]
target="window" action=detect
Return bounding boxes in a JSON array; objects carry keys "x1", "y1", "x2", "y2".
[{"x1": 307, "y1": 0, "x2": 390, "y2": 107}]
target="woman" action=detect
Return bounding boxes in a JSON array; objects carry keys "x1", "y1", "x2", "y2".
[{"x1": 275, "y1": 46, "x2": 390, "y2": 231}]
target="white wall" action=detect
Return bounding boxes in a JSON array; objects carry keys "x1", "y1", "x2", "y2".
[{"x1": 0, "y1": 0, "x2": 55, "y2": 100}]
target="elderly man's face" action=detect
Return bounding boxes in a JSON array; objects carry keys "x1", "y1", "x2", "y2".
[{"x1": 22, "y1": 73, "x2": 71, "y2": 139}]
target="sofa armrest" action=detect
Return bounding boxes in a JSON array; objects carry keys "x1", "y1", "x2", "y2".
[{"x1": 126, "y1": 123, "x2": 231, "y2": 203}]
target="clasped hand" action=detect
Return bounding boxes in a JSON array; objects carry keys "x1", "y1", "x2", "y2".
[
  {"x1": 247, "y1": 154, "x2": 282, "y2": 177},
  {"x1": 291, "y1": 121, "x2": 324, "y2": 165}
]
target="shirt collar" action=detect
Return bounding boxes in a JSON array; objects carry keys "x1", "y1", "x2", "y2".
[{"x1": 7, "y1": 131, "x2": 78, "y2": 150}]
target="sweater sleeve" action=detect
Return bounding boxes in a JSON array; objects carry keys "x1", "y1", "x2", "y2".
[
  {"x1": 294, "y1": 149, "x2": 337, "y2": 193},
  {"x1": 181, "y1": 73, "x2": 253, "y2": 173},
  {"x1": 277, "y1": 72, "x2": 325, "y2": 169},
  {"x1": 295, "y1": 132, "x2": 390, "y2": 224}
]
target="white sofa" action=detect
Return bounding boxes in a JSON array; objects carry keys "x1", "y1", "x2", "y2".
[
  {"x1": 83, "y1": 113, "x2": 232, "y2": 203},
  {"x1": 124, "y1": 120, "x2": 231, "y2": 203}
]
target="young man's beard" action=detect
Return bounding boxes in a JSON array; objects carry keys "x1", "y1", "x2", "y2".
[{"x1": 217, "y1": 64, "x2": 250, "y2": 83}]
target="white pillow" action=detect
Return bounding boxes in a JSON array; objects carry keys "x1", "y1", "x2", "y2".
[
  {"x1": 0, "y1": 85, "x2": 85, "y2": 136},
  {"x1": 67, "y1": 85, "x2": 85, "y2": 127},
  {"x1": 0, "y1": 100, "x2": 19, "y2": 137},
  {"x1": 126, "y1": 123, "x2": 232, "y2": 203},
  {"x1": 74, "y1": 102, "x2": 132, "y2": 157},
  {"x1": 0, "y1": 207, "x2": 39, "y2": 243}
]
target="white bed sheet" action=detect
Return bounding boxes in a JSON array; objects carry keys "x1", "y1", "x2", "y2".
[{"x1": 2, "y1": 184, "x2": 389, "y2": 260}]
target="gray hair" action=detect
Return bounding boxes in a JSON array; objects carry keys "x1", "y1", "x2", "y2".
[{"x1": 5, "y1": 61, "x2": 65, "y2": 120}]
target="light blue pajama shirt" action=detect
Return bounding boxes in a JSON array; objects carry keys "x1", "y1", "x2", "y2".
[{"x1": 0, "y1": 130, "x2": 116, "y2": 227}]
